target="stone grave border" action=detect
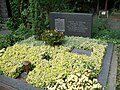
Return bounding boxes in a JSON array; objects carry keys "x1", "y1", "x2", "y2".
[
  {"x1": 0, "y1": 43, "x2": 114, "y2": 90},
  {"x1": 98, "y1": 43, "x2": 114, "y2": 89}
]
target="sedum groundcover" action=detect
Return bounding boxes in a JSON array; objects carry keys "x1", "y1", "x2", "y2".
[{"x1": 0, "y1": 36, "x2": 107, "y2": 89}]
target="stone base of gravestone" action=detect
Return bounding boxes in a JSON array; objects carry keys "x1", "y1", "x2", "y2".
[{"x1": 49, "y1": 12, "x2": 93, "y2": 37}]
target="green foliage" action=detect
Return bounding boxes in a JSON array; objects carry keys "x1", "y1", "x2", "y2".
[
  {"x1": 8, "y1": 0, "x2": 22, "y2": 30},
  {"x1": 0, "y1": 37, "x2": 106, "y2": 88},
  {"x1": 13, "y1": 23, "x2": 34, "y2": 42},
  {"x1": 7, "y1": 0, "x2": 72, "y2": 41},
  {"x1": 0, "y1": 23, "x2": 34, "y2": 49},
  {"x1": 5, "y1": 0, "x2": 72, "y2": 49},
  {"x1": 28, "y1": 0, "x2": 72, "y2": 40},
  {"x1": 47, "y1": 74, "x2": 101, "y2": 89},
  {"x1": 68, "y1": 0, "x2": 95, "y2": 13},
  {"x1": 92, "y1": 16, "x2": 120, "y2": 44},
  {"x1": 17, "y1": 35, "x2": 45, "y2": 46},
  {"x1": 41, "y1": 30, "x2": 64, "y2": 46},
  {"x1": 19, "y1": 35, "x2": 107, "y2": 48},
  {"x1": 0, "y1": 70, "x2": 3, "y2": 75},
  {"x1": 92, "y1": 16, "x2": 109, "y2": 37},
  {"x1": 18, "y1": 35, "x2": 52, "y2": 46},
  {"x1": 6, "y1": 18, "x2": 15, "y2": 31},
  {"x1": 41, "y1": 52, "x2": 51, "y2": 61},
  {"x1": 0, "y1": 35, "x2": 14, "y2": 49},
  {"x1": 94, "y1": 29, "x2": 120, "y2": 44},
  {"x1": 63, "y1": 36, "x2": 107, "y2": 49}
]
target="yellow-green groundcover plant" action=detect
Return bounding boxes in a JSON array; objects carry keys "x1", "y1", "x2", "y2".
[{"x1": 0, "y1": 40, "x2": 107, "y2": 90}]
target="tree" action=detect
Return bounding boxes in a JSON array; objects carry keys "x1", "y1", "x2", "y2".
[{"x1": 105, "y1": 0, "x2": 108, "y2": 10}]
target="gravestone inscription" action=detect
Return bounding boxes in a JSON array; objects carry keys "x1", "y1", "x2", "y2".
[{"x1": 49, "y1": 12, "x2": 93, "y2": 37}]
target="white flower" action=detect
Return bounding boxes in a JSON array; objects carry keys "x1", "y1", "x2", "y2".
[
  {"x1": 56, "y1": 79, "x2": 64, "y2": 84},
  {"x1": 50, "y1": 33, "x2": 53, "y2": 36}
]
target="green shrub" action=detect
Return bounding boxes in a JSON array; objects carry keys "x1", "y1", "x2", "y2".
[
  {"x1": 92, "y1": 16, "x2": 109, "y2": 38},
  {"x1": 92, "y1": 16, "x2": 120, "y2": 44},
  {"x1": 0, "y1": 35, "x2": 14, "y2": 49},
  {"x1": 63, "y1": 36, "x2": 107, "y2": 49},
  {"x1": 95, "y1": 29, "x2": 120, "y2": 44},
  {"x1": 18, "y1": 35, "x2": 107, "y2": 48},
  {"x1": 8, "y1": 0, "x2": 72, "y2": 41},
  {"x1": 41, "y1": 30, "x2": 64, "y2": 46},
  {"x1": 17, "y1": 35, "x2": 45, "y2": 46},
  {"x1": 0, "y1": 23, "x2": 34, "y2": 49},
  {"x1": 13, "y1": 23, "x2": 34, "y2": 42}
]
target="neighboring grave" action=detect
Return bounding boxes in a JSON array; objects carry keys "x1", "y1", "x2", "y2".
[{"x1": 49, "y1": 12, "x2": 93, "y2": 37}]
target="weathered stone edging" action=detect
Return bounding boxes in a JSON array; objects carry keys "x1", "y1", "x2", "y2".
[
  {"x1": 98, "y1": 43, "x2": 114, "y2": 90},
  {"x1": 0, "y1": 75, "x2": 43, "y2": 90},
  {"x1": 108, "y1": 46, "x2": 117, "y2": 90}
]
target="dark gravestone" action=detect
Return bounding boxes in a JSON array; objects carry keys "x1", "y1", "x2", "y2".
[
  {"x1": 49, "y1": 12, "x2": 93, "y2": 37},
  {"x1": 71, "y1": 48, "x2": 92, "y2": 56}
]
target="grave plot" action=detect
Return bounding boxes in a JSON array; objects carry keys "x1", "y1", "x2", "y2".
[{"x1": 0, "y1": 36, "x2": 114, "y2": 90}]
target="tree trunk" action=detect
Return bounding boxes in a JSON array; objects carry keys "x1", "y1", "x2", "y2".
[
  {"x1": 105, "y1": 0, "x2": 108, "y2": 10},
  {"x1": 97, "y1": 0, "x2": 99, "y2": 14}
]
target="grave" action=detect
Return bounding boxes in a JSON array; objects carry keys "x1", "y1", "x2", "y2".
[
  {"x1": 0, "y1": 43, "x2": 114, "y2": 90},
  {"x1": 49, "y1": 12, "x2": 93, "y2": 37}
]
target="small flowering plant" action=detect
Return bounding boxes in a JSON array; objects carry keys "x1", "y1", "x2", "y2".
[{"x1": 41, "y1": 30, "x2": 64, "y2": 46}]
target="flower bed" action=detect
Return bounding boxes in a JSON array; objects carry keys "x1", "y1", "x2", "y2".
[{"x1": 0, "y1": 36, "x2": 107, "y2": 89}]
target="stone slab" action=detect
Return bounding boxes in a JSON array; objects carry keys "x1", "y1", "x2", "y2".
[
  {"x1": 71, "y1": 48, "x2": 92, "y2": 56},
  {"x1": 0, "y1": 75, "x2": 43, "y2": 90},
  {"x1": 49, "y1": 12, "x2": 93, "y2": 37},
  {"x1": 0, "y1": 82, "x2": 17, "y2": 90}
]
